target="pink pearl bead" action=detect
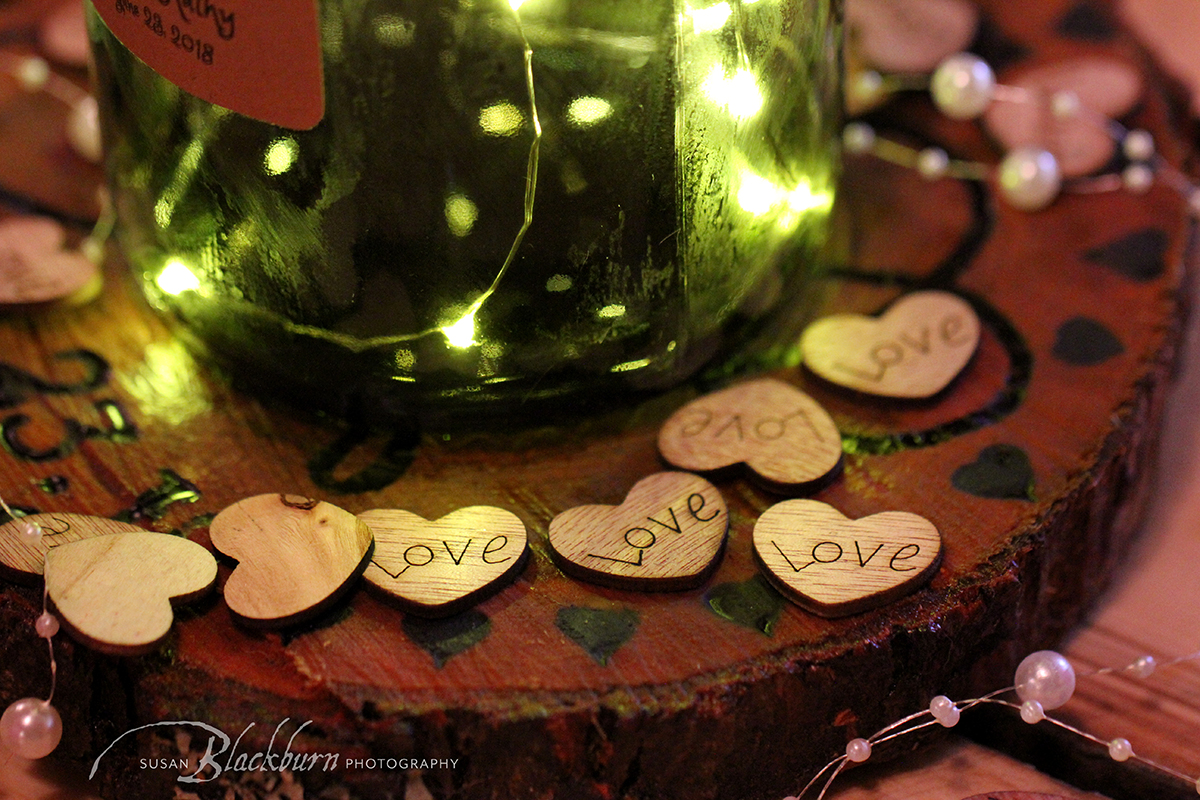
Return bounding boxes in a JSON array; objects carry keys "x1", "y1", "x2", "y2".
[
  {"x1": 929, "y1": 695, "x2": 960, "y2": 727},
  {"x1": 35, "y1": 612, "x2": 59, "y2": 639},
  {"x1": 17, "y1": 520, "x2": 42, "y2": 547},
  {"x1": 1108, "y1": 737, "x2": 1133, "y2": 762},
  {"x1": 1131, "y1": 655, "x2": 1157, "y2": 679},
  {"x1": 1015, "y1": 650, "x2": 1076, "y2": 710},
  {"x1": 1019, "y1": 699, "x2": 1045, "y2": 724},
  {"x1": 0, "y1": 698, "x2": 62, "y2": 759},
  {"x1": 845, "y1": 738, "x2": 872, "y2": 763}
]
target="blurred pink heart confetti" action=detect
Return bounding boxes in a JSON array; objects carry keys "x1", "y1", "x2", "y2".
[{"x1": 0, "y1": 216, "x2": 98, "y2": 304}]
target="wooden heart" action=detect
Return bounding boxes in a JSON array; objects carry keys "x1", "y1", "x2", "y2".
[
  {"x1": 0, "y1": 217, "x2": 99, "y2": 304},
  {"x1": 548, "y1": 472, "x2": 728, "y2": 591},
  {"x1": 657, "y1": 379, "x2": 842, "y2": 491},
  {"x1": 800, "y1": 290, "x2": 980, "y2": 398},
  {"x1": 753, "y1": 499, "x2": 942, "y2": 617},
  {"x1": 0, "y1": 513, "x2": 143, "y2": 583},
  {"x1": 209, "y1": 494, "x2": 374, "y2": 627},
  {"x1": 44, "y1": 531, "x2": 217, "y2": 654},
  {"x1": 360, "y1": 506, "x2": 529, "y2": 617}
]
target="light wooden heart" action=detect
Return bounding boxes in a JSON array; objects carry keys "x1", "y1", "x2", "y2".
[
  {"x1": 44, "y1": 531, "x2": 217, "y2": 655},
  {"x1": 0, "y1": 513, "x2": 143, "y2": 583},
  {"x1": 360, "y1": 506, "x2": 529, "y2": 617},
  {"x1": 753, "y1": 499, "x2": 942, "y2": 617},
  {"x1": 0, "y1": 217, "x2": 99, "y2": 304},
  {"x1": 800, "y1": 290, "x2": 980, "y2": 398},
  {"x1": 548, "y1": 472, "x2": 728, "y2": 591},
  {"x1": 209, "y1": 494, "x2": 374, "y2": 627},
  {"x1": 657, "y1": 379, "x2": 842, "y2": 491}
]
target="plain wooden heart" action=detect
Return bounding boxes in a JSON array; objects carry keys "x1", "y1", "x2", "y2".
[
  {"x1": 209, "y1": 494, "x2": 374, "y2": 627},
  {"x1": 800, "y1": 290, "x2": 980, "y2": 398},
  {"x1": 753, "y1": 499, "x2": 942, "y2": 617},
  {"x1": 360, "y1": 506, "x2": 529, "y2": 617},
  {"x1": 657, "y1": 379, "x2": 842, "y2": 491},
  {"x1": 0, "y1": 513, "x2": 143, "y2": 584},
  {"x1": 0, "y1": 217, "x2": 99, "y2": 304},
  {"x1": 548, "y1": 472, "x2": 728, "y2": 591},
  {"x1": 44, "y1": 531, "x2": 217, "y2": 654}
]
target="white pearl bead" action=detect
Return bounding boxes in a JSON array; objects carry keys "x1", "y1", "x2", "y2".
[
  {"x1": 1019, "y1": 699, "x2": 1044, "y2": 724},
  {"x1": 67, "y1": 95, "x2": 102, "y2": 164},
  {"x1": 917, "y1": 147, "x2": 950, "y2": 180},
  {"x1": 851, "y1": 70, "x2": 885, "y2": 106},
  {"x1": 842, "y1": 122, "x2": 876, "y2": 155},
  {"x1": 929, "y1": 695, "x2": 960, "y2": 727},
  {"x1": 1122, "y1": 164, "x2": 1153, "y2": 193},
  {"x1": 17, "y1": 520, "x2": 42, "y2": 547},
  {"x1": 1015, "y1": 650, "x2": 1076, "y2": 710},
  {"x1": 1189, "y1": 189, "x2": 1200, "y2": 217},
  {"x1": 931, "y1": 53, "x2": 995, "y2": 120},
  {"x1": 1108, "y1": 737, "x2": 1133, "y2": 762},
  {"x1": 1123, "y1": 129, "x2": 1155, "y2": 162},
  {"x1": 16, "y1": 57, "x2": 50, "y2": 91},
  {"x1": 0, "y1": 698, "x2": 62, "y2": 759},
  {"x1": 1131, "y1": 655, "x2": 1157, "y2": 678},
  {"x1": 1050, "y1": 90, "x2": 1081, "y2": 120},
  {"x1": 35, "y1": 612, "x2": 59, "y2": 639},
  {"x1": 998, "y1": 148, "x2": 1062, "y2": 211},
  {"x1": 845, "y1": 737, "x2": 872, "y2": 763}
]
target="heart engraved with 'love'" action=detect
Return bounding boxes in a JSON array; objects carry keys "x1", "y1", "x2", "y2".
[
  {"x1": 548, "y1": 472, "x2": 728, "y2": 591},
  {"x1": 657, "y1": 379, "x2": 842, "y2": 492},
  {"x1": 800, "y1": 290, "x2": 981, "y2": 399},
  {"x1": 360, "y1": 506, "x2": 529, "y2": 617},
  {"x1": 753, "y1": 499, "x2": 942, "y2": 617}
]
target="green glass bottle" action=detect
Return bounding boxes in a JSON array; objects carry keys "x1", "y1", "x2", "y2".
[{"x1": 87, "y1": 0, "x2": 840, "y2": 420}]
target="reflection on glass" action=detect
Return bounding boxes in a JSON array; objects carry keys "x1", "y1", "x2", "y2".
[{"x1": 87, "y1": 0, "x2": 840, "y2": 416}]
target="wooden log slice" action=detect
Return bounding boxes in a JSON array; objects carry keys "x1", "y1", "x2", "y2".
[{"x1": 0, "y1": 1, "x2": 1192, "y2": 799}]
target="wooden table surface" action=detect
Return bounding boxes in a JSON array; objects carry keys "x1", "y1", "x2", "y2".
[{"x1": 2, "y1": 1, "x2": 1200, "y2": 798}]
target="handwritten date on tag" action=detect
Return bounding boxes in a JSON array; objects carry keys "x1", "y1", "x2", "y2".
[
  {"x1": 548, "y1": 472, "x2": 728, "y2": 591},
  {"x1": 92, "y1": 0, "x2": 323, "y2": 129},
  {"x1": 657, "y1": 379, "x2": 842, "y2": 492},
  {"x1": 753, "y1": 499, "x2": 942, "y2": 617},
  {"x1": 360, "y1": 506, "x2": 529, "y2": 617},
  {"x1": 800, "y1": 291, "x2": 981, "y2": 399}
]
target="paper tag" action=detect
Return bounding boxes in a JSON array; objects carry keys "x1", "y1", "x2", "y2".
[{"x1": 91, "y1": 0, "x2": 324, "y2": 130}]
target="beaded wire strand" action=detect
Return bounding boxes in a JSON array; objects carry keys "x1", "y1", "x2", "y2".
[
  {"x1": 844, "y1": 51, "x2": 1200, "y2": 215},
  {"x1": 0, "y1": 495, "x2": 64, "y2": 760},
  {"x1": 787, "y1": 649, "x2": 1200, "y2": 799}
]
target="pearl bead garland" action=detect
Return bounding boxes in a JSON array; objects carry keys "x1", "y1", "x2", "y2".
[
  {"x1": 792, "y1": 648, "x2": 1200, "y2": 799},
  {"x1": 843, "y1": 49, "x2": 1200, "y2": 216}
]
